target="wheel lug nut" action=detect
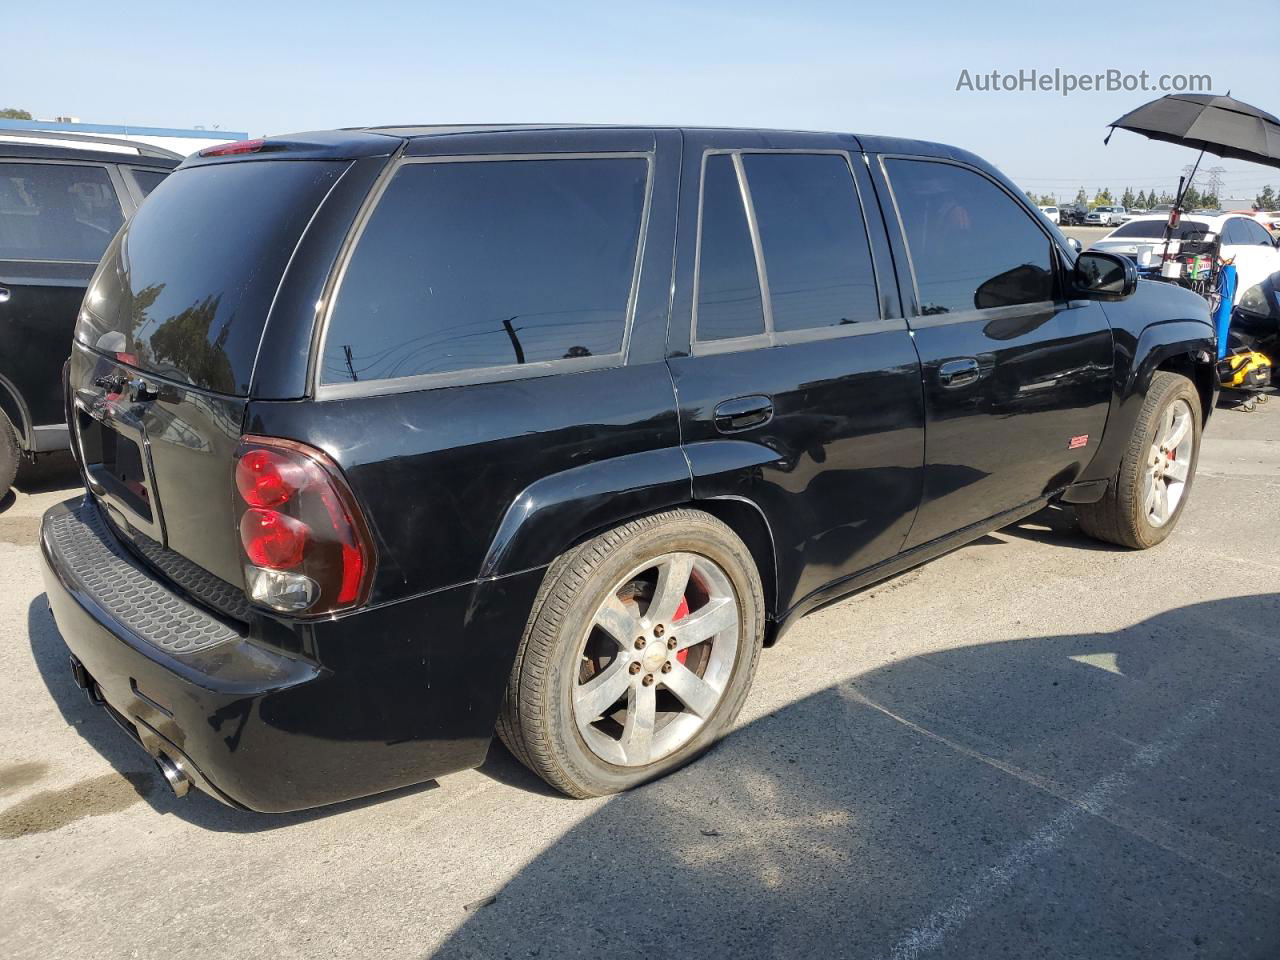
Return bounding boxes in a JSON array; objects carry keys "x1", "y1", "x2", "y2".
[
  {"x1": 642, "y1": 674, "x2": 655, "y2": 686},
  {"x1": 634, "y1": 637, "x2": 646, "y2": 649},
  {"x1": 666, "y1": 637, "x2": 677, "y2": 650},
  {"x1": 629, "y1": 662, "x2": 642, "y2": 675},
  {"x1": 654, "y1": 624, "x2": 665, "y2": 638},
  {"x1": 661, "y1": 662, "x2": 672, "y2": 673}
]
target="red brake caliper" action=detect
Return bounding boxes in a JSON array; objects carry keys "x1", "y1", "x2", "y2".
[{"x1": 673, "y1": 597, "x2": 690, "y2": 664}]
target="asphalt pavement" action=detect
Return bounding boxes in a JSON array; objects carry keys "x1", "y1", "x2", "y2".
[{"x1": 1, "y1": 394, "x2": 1278, "y2": 960}]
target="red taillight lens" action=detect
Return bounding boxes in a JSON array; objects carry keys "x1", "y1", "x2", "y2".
[
  {"x1": 236, "y1": 449, "x2": 306, "y2": 507},
  {"x1": 240, "y1": 508, "x2": 309, "y2": 568},
  {"x1": 232, "y1": 437, "x2": 375, "y2": 615},
  {"x1": 199, "y1": 138, "x2": 266, "y2": 157}
]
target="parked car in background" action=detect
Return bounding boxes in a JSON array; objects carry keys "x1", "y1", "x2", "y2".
[
  {"x1": 1086, "y1": 205, "x2": 1127, "y2": 226},
  {"x1": 1263, "y1": 212, "x2": 1280, "y2": 231},
  {"x1": 1091, "y1": 213, "x2": 1280, "y2": 304},
  {"x1": 0, "y1": 130, "x2": 178, "y2": 493},
  {"x1": 1038, "y1": 204, "x2": 1060, "y2": 224},
  {"x1": 41, "y1": 124, "x2": 1216, "y2": 813},
  {"x1": 1059, "y1": 203, "x2": 1088, "y2": 226}
]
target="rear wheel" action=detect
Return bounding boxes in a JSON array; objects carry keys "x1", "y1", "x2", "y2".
[
  {"x1": 497, "y1": 509, "x2": 764, "y2": 798},
  {"x1": 0, "y1": 413, "x2": 18, "y2": 495},
  {"x1": 1077, "y1": 371, "x2": 1201, "y2": 548}
]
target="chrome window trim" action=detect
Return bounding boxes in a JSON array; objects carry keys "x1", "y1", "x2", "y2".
[
  {"x1": 690, "y1": 148, "x2": 893, "y2": 358},
  {"x1": 312, "y1": 151, "x2": 654, "y2": 402},
  {"x1": 903, "y1": 299, "x2": 1057, "y2": 331}
]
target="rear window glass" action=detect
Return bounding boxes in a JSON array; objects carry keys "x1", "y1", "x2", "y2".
[
  {"x1": 1109, "y1": 219, "x2": 1209, "y2": 240},
  {"x1": 320, "y1": 157, "x2": 647, "y2": 386},
  {"x1": 742, "y1": 153, "x2": 879, "y2": 332},
  {"x1": 696, "y1": 154, "x2": 766, "y2": 341},
  {"x1": 0, "y1": 162, "x2": 123, "y2": 261},
  {"x1": 77, "y1": 160, "x2": 346, "y2": 394}
]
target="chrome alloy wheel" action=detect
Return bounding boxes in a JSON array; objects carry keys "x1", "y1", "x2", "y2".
[
  {"x1": 1145, "y1": 397, "x2": 1194, "y2": 528},
  {"x1": 572, "y1": 552, "x2": 740, "y2": 767}
]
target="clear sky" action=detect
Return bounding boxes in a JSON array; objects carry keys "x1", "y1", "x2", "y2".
[{"x1": 8, "y1": 0, "x2": 1279, "y2": 203}]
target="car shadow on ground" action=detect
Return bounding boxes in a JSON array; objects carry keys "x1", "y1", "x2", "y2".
[
  {"x1": 434, "y1": 593, "x2": 1280, "y2": 960},
  {"x1": 15, "y1": 451, "x2": 79, "y2": 494},
  {"x1": 1000, "y1": 502, "x2": 1129, "y2": 553}
]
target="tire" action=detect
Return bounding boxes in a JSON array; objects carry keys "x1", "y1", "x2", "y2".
[
  {"x1": 0, "y1": 412, "x2": 18, "y2": 496},
  {"x1": 1076, "y1": 371, "x2": 1202, "y2": 549},
  {"x1": 497, "y1": 508, "x2": 765, "y2": 798}
]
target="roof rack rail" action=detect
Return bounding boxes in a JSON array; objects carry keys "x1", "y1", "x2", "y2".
[{"x1": 0, "y1": 127, "x2": 184, "y2": 161}]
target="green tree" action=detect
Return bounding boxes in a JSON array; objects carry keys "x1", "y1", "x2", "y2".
[
  {"x1": 0, "y1": 107, "x2": 32, "y2": 120},
  {"x1": 1091, "y1": 188, "x2": 1114, "y2": 207},
  {"x1": 148, "y1": 295, "x2": 234, "y2": 393},
  {"x1": 1256, "y1": 185, "x2": 1277, "y2": 210},
  {"x1": 1121, "y1": 187, "x2": 1136, "y2": 208},
  {"x1": 1135, "y1": 190, "x2": 1148, "y2": 208},
  {"x1": 1074, "y1": 186, "x2": 1089, "y2": 206}
]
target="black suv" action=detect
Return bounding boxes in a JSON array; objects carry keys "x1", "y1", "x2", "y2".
[
  {"x1": 40, "y1": 126, "x2": 1216, "y2": 812},
  {"x1": 0, "y1": 131, "x2": 178, "y2": 492}
]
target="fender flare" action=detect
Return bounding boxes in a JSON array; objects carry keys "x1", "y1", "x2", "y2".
[
  {"x1": 1079, "y1": 319, "x2": 1215, "y2": 485},
  {"x1": 1126, "y1": 319, "x2": 1216, "y2": 400},
  {"x1": 478, "y1": 447, "x2": 693, "y2": 579}
]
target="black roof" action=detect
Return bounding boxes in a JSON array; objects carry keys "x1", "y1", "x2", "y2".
[{"x1": 177, "y1": 124, "x2": 1002, "y2": 189}]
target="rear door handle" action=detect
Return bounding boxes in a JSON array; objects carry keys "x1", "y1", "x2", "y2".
[
  {"x1": 938, "y1": 357, "x2": 980, "y2": 388},
  {"x1": 0, "y1": 286, "x2": 10, "y2": 303},
  {"x1": 713, "y1": 395, "x2": 773, "y2": 433}
]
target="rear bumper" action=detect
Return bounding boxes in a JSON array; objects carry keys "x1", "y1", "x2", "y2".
[{"x1": 40, "y1": 496, "x2": 543, "y2": 812}]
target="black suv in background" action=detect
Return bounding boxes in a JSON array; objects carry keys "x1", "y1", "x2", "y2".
[
  {"x1": 0, "y1": 131, "x2": 178, "y2": 492},
  {"x1": 41, "y1": 126, "x2": 1216, "y2": 812}
]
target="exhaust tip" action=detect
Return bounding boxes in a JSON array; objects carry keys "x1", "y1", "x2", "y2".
[{"x1": 154, "y1": 753, "x2": 191, "y2": 799}]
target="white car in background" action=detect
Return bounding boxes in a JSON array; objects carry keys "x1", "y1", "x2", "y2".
[
  {"x1": 1085, "y1": 205, "x2": 1127, "y2": 226},
  {"x1": 1090, "y1": 213, "x2": 1280, "y2": 304},
  {"x1": 1038, "y1": 204, "x2": 1060, "y2": 224}
]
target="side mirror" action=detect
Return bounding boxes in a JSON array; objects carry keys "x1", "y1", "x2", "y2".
[
  {"x1": 1073, "y1": 251, "x2": 1137, "y2": 300},
  {"x1": 1066, "y1": 236, "x2": 1083, "y2": 253}
]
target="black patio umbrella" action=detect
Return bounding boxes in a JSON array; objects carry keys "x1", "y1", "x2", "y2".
[{"x1": 1106, "y1": 93, "x2": 1280, "y2": 170}]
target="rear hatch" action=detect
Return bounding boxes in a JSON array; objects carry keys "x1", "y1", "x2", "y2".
[{"x1": 68, "y1": 155, "x2": 357, "y2": 613}]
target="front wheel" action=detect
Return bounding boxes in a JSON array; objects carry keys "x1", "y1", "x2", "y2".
[
  {"x1": 497, "y1": 509, "x2": 765, "y2": 798},
  {"x1": 1076, "y1": 371, "x2": 1201, "y2": 548}
]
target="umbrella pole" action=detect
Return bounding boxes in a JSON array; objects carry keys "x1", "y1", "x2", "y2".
[{"x1": 1163, "y1": 147, "x2": 1206, "y2": 259}]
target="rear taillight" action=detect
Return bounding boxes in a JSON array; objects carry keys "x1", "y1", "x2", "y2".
[
  {"x1": 199, "y1": 138, "x2": 266, "y2": 157},
  {"x1": 232, "y1": 436, "x2": 375, "y2": 616}
]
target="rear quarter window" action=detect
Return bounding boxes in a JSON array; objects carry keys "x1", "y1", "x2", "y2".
[
  {"x1": 0, "y1": 162, "x2": 123, "y2": 262},
  {"x1": 320, "y1": 156, "x2": 649, "y2": 388}
]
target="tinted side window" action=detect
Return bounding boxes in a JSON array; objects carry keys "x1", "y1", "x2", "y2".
[
  {"x1": 0, "y1": 162, "x2": 123, "y2": 261},
  {"x1": 322, "y1": 157, "x2": 647, "y2": 385},
  {"x1": 130, "y1": 168, "x2": 168, "y2": 198},
  {"x1": 1242, "y1": 219, "x2": 1274, "y2": 245},
  {"x1": 742, "y1": 153, "x2": 879, "y2": 332},
  {"x1": 887, "y1": 159, "x2": 1053, "y2": 314},
  {"x1": 1220, "y1": 220, "x2": 1244, "y2": 244},
  {"x1": 696, "y1": 154, "x2": 765, "y2": 341}
]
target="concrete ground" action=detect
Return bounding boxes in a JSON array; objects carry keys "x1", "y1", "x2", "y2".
[{"x1": 1, "y1": 395, "x2": 1278, "y2": 960}]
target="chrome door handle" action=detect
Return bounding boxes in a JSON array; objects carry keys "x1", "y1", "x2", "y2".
[
  {"x1": 0, "y1": 286, "x2": 10, "y2": 303},
  {"x1": 939, "y1": 357, "x2": 980, "y2": 388},
  {"x1": 713, "y1": 395, "x2": 773, "y2": 433}
]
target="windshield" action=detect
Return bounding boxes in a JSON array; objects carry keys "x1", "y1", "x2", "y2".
[
  {"x1": 76, "y1": 159, "x2": 348, "y2": 394},
  {"x1": 1107, "y1": 219, "x2": 1210, "y2": 240}
]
